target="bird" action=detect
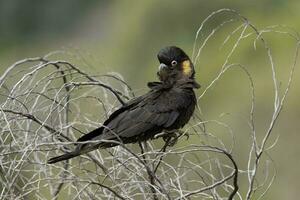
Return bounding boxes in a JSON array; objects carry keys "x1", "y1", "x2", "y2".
[{"x1": 47, "y1": 46, "x2": 200, "y2": 164}]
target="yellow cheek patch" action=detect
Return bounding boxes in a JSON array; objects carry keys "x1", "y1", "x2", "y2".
[{"x1": 182, "y1": 60, "x2": 192, "y2": 76}]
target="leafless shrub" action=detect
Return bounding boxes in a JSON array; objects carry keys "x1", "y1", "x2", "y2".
[{"x1": 0, "y1": 9, "x2": 299, "y2": 200}]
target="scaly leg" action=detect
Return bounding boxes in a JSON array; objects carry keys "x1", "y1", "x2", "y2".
[{"x1": 154, "y1": 130, "x2": 188, "y2": 147}]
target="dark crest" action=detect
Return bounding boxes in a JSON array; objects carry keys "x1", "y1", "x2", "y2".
[{"x1": 157, "y1": 46, "x2": 190, "y2": 65}]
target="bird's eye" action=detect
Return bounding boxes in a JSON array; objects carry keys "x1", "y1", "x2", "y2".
[{"x1": 171, "y1": 60, "x2": 177, "y2": 66}]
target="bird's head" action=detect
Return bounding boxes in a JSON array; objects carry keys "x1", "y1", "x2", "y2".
[{"x1": 157, "y1": 46, "x2": 196, "y2": 83}]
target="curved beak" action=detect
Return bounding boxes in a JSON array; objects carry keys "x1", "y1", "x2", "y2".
[
  {"x1": 158, "y1": 63, "x2": 168, "y2": 72},
  {"x1": 157, "y1": 63, "x2": 169, "y2": 81}
]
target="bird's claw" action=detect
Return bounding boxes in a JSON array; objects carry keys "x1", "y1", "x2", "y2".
[
  {"x1": 163, "y1": 135, "x2": 178, "y2": 146},
  {"x1": 154, "y1": 132, "x2": 168, "y2": 139},
  {"x1": 153, "y1": 130, "x2": 186, "y2": 147}
]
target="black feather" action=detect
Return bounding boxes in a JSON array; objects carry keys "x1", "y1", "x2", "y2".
[
  {"x1": 47, "y1": 46, "x2": 199, "y2": 164},
  {"x1": 47, "y1": 152, "x2": 80, "y2": 164}
]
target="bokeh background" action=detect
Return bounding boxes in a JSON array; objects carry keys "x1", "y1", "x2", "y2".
[{"x1": 1, "y1": 0, "x2": 299, "y2": 199}]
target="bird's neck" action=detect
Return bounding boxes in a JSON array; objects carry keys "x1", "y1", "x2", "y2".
[{"x1": 148, "y1": 78, "x2": 200, "y2": 90}]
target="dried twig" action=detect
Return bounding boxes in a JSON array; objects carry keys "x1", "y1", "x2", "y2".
[{"x1": 0, "y1": 9, "x2": 298, "y2": 200}]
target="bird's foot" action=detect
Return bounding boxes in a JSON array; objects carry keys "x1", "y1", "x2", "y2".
[
  {"x1": 155, "y1": 130, "x2": 188, "y2": 147},
  {"x1": 163, "y1": 135, "x2": 177, "y2": 146},
  {"x1": 154, "y1": 131, "x2": 168, "y2": 139}
]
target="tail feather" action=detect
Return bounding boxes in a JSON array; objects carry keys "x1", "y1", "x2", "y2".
[
  {"x1": 77, "y1": 127, "x2": 104, "y2": 142},
  {"x1": 47, "y1": 152, "x2": 80, "y2": 164},
  {"x1": 48, "y1": 127, "x2": 106, "y2": 164}
]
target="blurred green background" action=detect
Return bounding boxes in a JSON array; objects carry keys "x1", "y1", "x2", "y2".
[{"x1": 1, "y1": 0, "x2": 300, "y2": 199}]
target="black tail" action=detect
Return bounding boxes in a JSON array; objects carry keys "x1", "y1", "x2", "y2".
[
  {"x1": 48, "y1": 127, "x2": 106, "y2": 164},
  {"x1": 47, "y1": 152, "x2": 80, "y2": 164}
]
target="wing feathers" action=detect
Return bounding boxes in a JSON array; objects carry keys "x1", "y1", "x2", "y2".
[
  {"x1": 164, "y1": 111, "x2": 179, "y2": 128},
  {"x1": 77, "y1": 88, "x2": 193, "y2": 145}
]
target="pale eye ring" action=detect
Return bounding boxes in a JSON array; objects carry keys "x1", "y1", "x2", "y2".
[{"x1": 171, "y1": 60, "x2": 177, "y2": 66}]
